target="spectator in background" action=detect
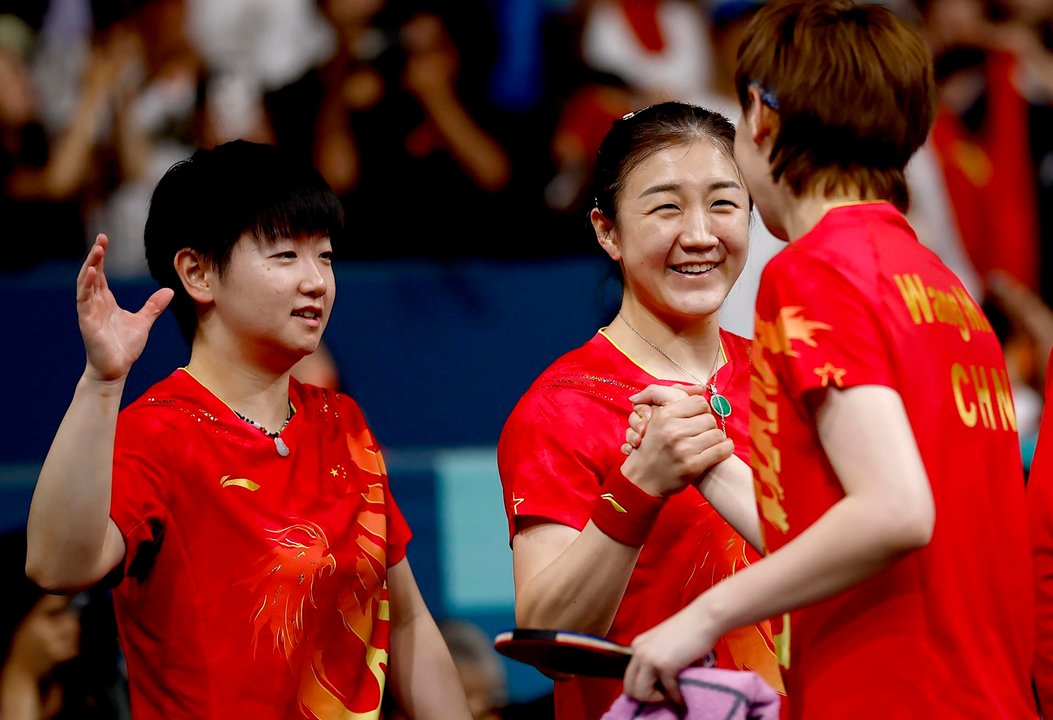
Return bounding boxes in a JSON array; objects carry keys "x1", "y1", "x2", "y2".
[
  {"x1": 184, "y1": 0, "x2": 335, "y2": 164},
  {"x1": 437, "y1": 620, "x2": 507, "y2": 720},
  {"x1": 913, "y1": 0, "x2": 1044, "y2": 297},
  {"x1": 90, "y1": 0, "x2": 270, "y2": 277},
  {"x1": 990, "y1": 0, "x2": 1053, "y2": 306},
  {"x1": 0, "y1": 530, "x2": 125, "y2": 720},
  {"x1": 0, "y1": 13, "x2": 115, "y2": 271},
  {"x1": 579, "y1": 0, "x2": 713, "y2": 106},
  {"x1": 314, "y1": 0, "x2": 512, "y2": 259}
]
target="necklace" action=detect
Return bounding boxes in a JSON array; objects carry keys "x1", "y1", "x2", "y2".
[
  {"x1": 234, "y1": 402, "x2": 294, "y2": 457},
  {"x1": 617, "y1": 314, "x2": 732, "y2": 437}
]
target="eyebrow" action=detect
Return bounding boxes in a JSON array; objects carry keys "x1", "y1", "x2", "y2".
[{"x1": 638, "y1": 179, "x2": 743, "y2": 198}]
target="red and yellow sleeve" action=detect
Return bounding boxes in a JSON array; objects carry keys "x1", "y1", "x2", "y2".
[
  {"x1": 497, "y1": 388, "x2": 615, "y2": 541},
  {"x1": 340, "y1": 395, "x2": 414, "y2": 567},
  {"x1": 756, "y1": 252, "x2": 895, "y2": 409}
]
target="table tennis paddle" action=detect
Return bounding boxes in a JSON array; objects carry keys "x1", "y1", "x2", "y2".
[{"x1": 494, "y1": 628, "x2": 715, "y2": 679}]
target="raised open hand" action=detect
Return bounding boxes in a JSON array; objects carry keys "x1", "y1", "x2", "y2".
[{"x1": 77, "y1": 234, "x2": 173, "y2": 382}]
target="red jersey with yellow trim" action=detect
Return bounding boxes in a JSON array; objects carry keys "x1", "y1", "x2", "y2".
[
  {"x1": 498, "y1": 330, "x2": 781, "y2": 720},
  {"x1": 1030, "y1": 349, "x2": 1053, "y2": 714},
  {"x1": 110, "y1": 369, "x2": 412, "y2": 720},
  {"x1": 751, "y1": 202, "x2": 1035, "y2": 718}
]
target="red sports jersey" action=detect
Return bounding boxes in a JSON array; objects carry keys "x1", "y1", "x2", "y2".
[
  {"x1": 751, "y1": 202, "x2": 1035, "y2": 718},
  {"x1": 499, "y1": 329, "x2": 781, "y2": 720},
  {"x1": 109, "y1": 369, "x2": 412, "y2": 719},
  {"x1": 1030, "y1": 349, "x2": 1053, "y2": 714}
]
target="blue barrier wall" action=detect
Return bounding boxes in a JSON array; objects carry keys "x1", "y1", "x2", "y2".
[{"x1": 1, "y1": 255, "x2": 620, "y2": 701}]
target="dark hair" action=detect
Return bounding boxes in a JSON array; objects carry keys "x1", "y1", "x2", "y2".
[
  {"x1": 592, "y1": 102, "x2": 740, "y2": 223},
  {"x1": 735, "y1": 0, "x2": 935, "y2": 210},
  {"x1": 144, "y1": 140, "x2": 345, "y2": 344}
]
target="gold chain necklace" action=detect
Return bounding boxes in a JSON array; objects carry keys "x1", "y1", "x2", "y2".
[{"x1": 617, "y1": 314, "x2": 732, "y2": 436}]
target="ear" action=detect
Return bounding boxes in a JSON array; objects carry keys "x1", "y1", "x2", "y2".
[
  {"x1": 591, "y1": 208, "x2": 621, "y2": 262},
  {"x1": 173, "y1": 249, "x2": 214, "y2": 304},
  {"x1": 743, "y1": 85, "x2": 779, "y2": 149}
]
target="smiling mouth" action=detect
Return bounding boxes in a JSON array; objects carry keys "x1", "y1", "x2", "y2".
[
  {"x1": 292, "y1": 309, "x2": 322, "y2": 320},
  {"x1": 670, "y1": 262, "x2": 720, "y2": 275}
]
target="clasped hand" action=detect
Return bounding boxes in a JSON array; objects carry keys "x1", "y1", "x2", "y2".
[{"x1": 619, "y1": 384, "x2": 734, "y2": 497}]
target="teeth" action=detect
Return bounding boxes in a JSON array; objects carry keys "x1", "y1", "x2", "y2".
[{"x1": 673, "y1": 263, "x2": 718, "y2": 274}]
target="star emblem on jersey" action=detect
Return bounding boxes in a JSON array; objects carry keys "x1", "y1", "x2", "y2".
[{"x1": 813, "y1": 362, "x2": 848, "y2": 388}]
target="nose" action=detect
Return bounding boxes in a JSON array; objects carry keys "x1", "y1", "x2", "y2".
[
  {"x1": 300, "y1": 259, "x2": 328, "y2": 298},
  {"x1": 679, "y1": 206, "x2": 718, "y2": 250}
]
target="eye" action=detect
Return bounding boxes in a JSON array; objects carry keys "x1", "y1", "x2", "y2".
[
  {"x1": 711, "y1": 198, "x2": 740, "y2": 210},
  {"x1": 652, "y1": 203, "x2": 681, "y2": 213},
  {"x1": 272, "y1": 250, "x2": 297, "y2": 260},
  {"x1": 320, "y1": 251, "x2": 334, "y2": 263}
]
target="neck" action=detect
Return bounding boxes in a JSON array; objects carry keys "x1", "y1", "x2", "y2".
[
  {"x1": 608, "y1": 305, "x2": 724, "y2": 383},
  {"x1": 779, "y1": 188, "x2": 876, "y2": 242},
  {"x1": 185, "y1": 341, "x2": 294, "y2": 431}
]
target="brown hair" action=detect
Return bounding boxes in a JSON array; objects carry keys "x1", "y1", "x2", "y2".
[
  {"x1": 735, "y1": 0, "x2": 935, "y2": 210},
  {"x1": 592, "y1": 102, "x2": 741, "y2": 222}
]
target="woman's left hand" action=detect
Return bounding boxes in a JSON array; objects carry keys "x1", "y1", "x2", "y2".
[{"x1": 623, "y1": 604, "x2": 720, "y2": 706}]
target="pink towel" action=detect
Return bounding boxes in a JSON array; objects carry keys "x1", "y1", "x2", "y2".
[{"x1": 601, "y1": 666, "x2": 781, "y2": 720}]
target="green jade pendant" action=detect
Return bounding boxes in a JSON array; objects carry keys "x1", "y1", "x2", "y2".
[{"x1": 710, "y1": 391, "x2": 732, "y2": 418}]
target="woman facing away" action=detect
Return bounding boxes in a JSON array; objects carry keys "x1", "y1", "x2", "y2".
[
  {"x1": 622, "y1": 1, "x2": 1036, "y2": 718},
  {"x1": 497, "y1": 101, "x2": 783, "y2": 720}
]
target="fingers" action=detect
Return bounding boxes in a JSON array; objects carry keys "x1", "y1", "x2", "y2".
[
  {"x1": 626, "y1": 407, "x2": 649, "y2": 449},
  {"x1": 691, "y1": 435, "x2": 736, "y2": 477},
  {"x1": 76, "y1": 236, "x2": 107, "y2": 302},
  {"x1": 624, "y1": 653, "x2": 683, "y2": 706},
  {"x1": 139, "y1": 288, "x2": 174, "y2": 324},
  {"x1": 624, "y1": 655, "x2": 660, "y2": 702},
  {"x1": 629, "y1": 384, "x2": 694, "y2": 406},
  {"x1": 653, "y1": 394, "x2": 713, "y2": 419},
  {"x1": 656, "y1": 668, "x2": 685, "y2": 708}
]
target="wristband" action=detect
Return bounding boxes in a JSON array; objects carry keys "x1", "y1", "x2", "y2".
[{"x1": 590, "y1": 466, "x2": 666, "y2": 547}]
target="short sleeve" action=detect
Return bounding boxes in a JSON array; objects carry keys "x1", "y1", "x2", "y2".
[
  {"x1": 384, "y1": 470, "x2": 413, "y2": 567},
  {"x1": 756, "y1": 251, "x2": 895, "y2": 410},
  {"x1": 336, "y1": 393, "x2": 415, "y2": 568},
  {"x1": 111, "y1": 408, "x2": 171, "y2": 581},
  {"x1": 497, "y1": 388, "x2": 617, "y2": 540}
]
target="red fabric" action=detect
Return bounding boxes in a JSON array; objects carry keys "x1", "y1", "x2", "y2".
[
  {"x1": 110, "y1": 370, "x2": 412, "y2": 720},
  {"x1": 751, "y1": 203, "x2": 1035, "y2": 719},
  {"x1": 498, "y1": 330, "x2": 781, "y2": 720},
  {"x1": 589, "y1": 467, "x2": 666, "y2": 547},
  {"x1": 618, "y1": 0, "x2": 665, "y2": 53},
  {"x1": 929, "y1": 50, "x2": 1038, "y2": 291},
  {"x1": 1030, "y1": 350, "x2": 1053, "y2": 715}
]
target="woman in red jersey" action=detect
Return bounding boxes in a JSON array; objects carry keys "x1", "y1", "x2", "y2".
[
  {"x1": 623, "y1": 2, "x2": 1037, "y2": 718},
  {"x1": 498, "y1": 101, "x2": 782, "y2": 720},
  {"x1": 25, "y1": 141, "x2": 472, "y2": 720}
]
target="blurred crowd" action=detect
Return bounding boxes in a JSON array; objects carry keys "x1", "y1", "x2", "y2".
[
  {"x1": 2, "y1": 0, "x2": 1050, "y2": 416},
  {"x1": 0, "y1": 0, "x2": 1043, "y2": 273}
]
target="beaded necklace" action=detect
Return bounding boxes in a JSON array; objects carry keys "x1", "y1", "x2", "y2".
[{"x1": 233, "y1": 402, "x2": 294, "y2": 457}]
